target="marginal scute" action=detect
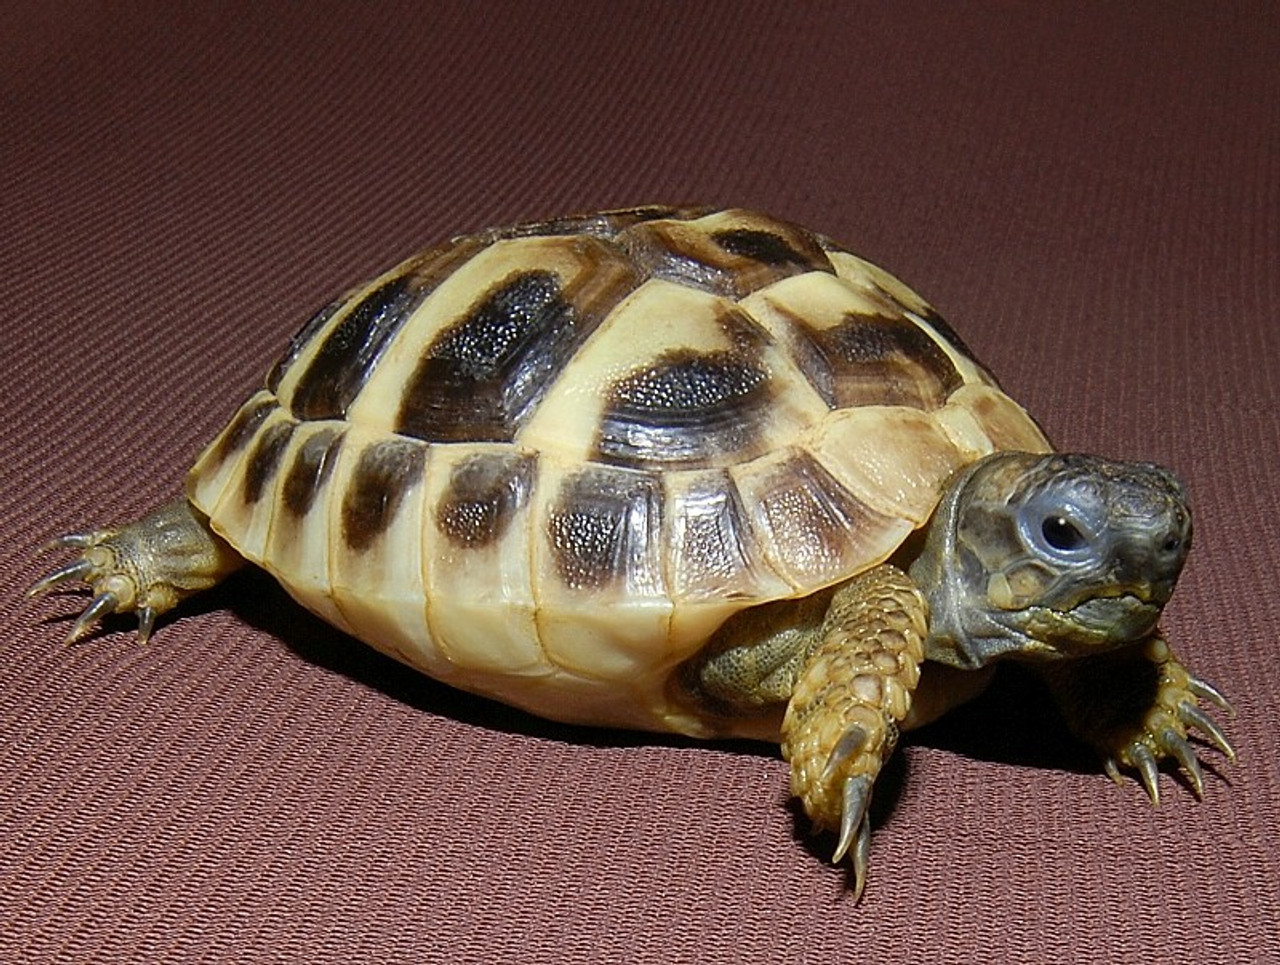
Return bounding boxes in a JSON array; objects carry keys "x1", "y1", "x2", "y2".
[
  {"x1": 422, "y1": 443, "x2": 541, "y2": 675},
  {"x1": 281, "y1": 426, "x2": 345, "y2": 518},
  {"x1": 733, "y1": 449, "x2": 912, "y2": 589},
  {"x1": 663, "y1": 469, "x2": 789, "y2": 603},
  {"x1": 436, "y1": 450, "x2": 536, "y2": 548},
  {"x1": 254, "y1": 422, "x2": 354, "y2": 636},
  {"x1": 341, "y1": 436, "x2": 428, "y2": 553},
  {"x1": 201, "y1": 406, "x2": 296, "y2": 565},
  {"x1": 187, "y1": 390, "x2": 280, "y2": 517},
  {"x1": 325, "y1": 426, "x2": 433, "y2": 670},
  {"x1": 545, "y1": 464, "x2": 664, "y2": 593},
  {"x1": 242, "y1": 418, "x2": 297, "y2": 506}
]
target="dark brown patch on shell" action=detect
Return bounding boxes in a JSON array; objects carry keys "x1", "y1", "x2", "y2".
[
  {"x1": 272, "y1": 237, "x2": 486, "y2": 416},
  {"x1": 267, "y1": 299, "x2": 342, "y2": 395},
  {"x1": 286, "y1": 274, "x2": 417, "y2": 420},
  {"x1": 206, "y1": 396, "x2": 277, "y2": 475},
  {"x1": 341, "y1": 439, "x2": 426, "y2": 552},
  {"x1": 711, "y1": 228, "x2": 817, "y2": 270},
  {"x1": 787, "y1": 311, "x2": 963, "y2": 409},
  {"x1": 436, "y1": 451, "x2": 536, "y2": 548},
  {"x1": 917, "y1": 308, "x2": 980, "y2": 366},
  {"x1": 241, "y1": 419, "x2": 296, "y2": 505},
  {"x1": 546, "y1": 466, "x2": 662, "y2": 590},
  {"x1": 396, "y1": 250, "x2": 636, "y2": 442},
  {"x1": 281, "y1": 428, "x2": 345, "y2": 518},
  {"x1": 596, "y1": 349, "x2": 772, "y2": 468},
  {"x1": 618, "y1": 214, "x2": 834, "y2": 298}
]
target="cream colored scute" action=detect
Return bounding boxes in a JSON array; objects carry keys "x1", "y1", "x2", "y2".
[
  {"x1": 827, "y1": 250, "x2": 933, "y2": 317},
  {"x1": 255, "y1": 421, "x2": 354, "y2": 635},
  {"x1": 810, "y1": 406, "x2": 971, "y2": 524},
  {"x1": 529, "y1": 457, "x2": 677, "y2": 681},
  {"x1": 321, "y1": 425, "x2": 438, "y2": 675},
  {"x1": 346, "y1": 236, "x2": 610, "y2": 433},
  {"x1": 421, "y1": 442, "x2": 543, "y2": 675},
  {"x1": 188, "y1": 390, "x2": 277, "y2": 516},
  {"x1": 516, "y1": 278, "x2": 828, "y2": 463},
  {"x1": 731, "y1": 447, "x2": 914, "y2": 591},
  {"x1": 742, "y1": 269, "x2": 904, "y2": 335},
  {"x1": 204, "y1": 407, "x2": 295, "y2": 565}
]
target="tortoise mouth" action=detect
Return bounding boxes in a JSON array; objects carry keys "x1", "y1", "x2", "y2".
[
  {"x1": 1064, "y1": 593, "x2": 1162, "y2": 640},
  {"x1": 1007, "y1": 592, "x2": 1164, "y2": 658}
]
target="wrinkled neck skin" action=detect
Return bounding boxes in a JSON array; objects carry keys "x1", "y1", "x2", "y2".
[{"x1": 908, "y1": 452, "x2": 1192, "y2": 670}]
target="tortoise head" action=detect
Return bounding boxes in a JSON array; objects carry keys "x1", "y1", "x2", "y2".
[{"x1": 909, "y1": 452, "x2": 1192, "y2": 668}]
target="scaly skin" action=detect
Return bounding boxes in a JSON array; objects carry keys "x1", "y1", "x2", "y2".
[
  {"x1": 1039, "y1": 636, "x2": 1236, "y2": 802},
  {"x1": 780, "y1": 565, "x2": 926, "y2": 900},
  {"x1": 27, "y1": 499, "x2": 243, "y2": 643}
]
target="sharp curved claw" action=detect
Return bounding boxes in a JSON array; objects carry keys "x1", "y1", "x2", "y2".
[
  {"x1": 1130, "y1": 743, "x2": 1161, "y2": 806},
  {"x1": 46, "y1": 533, "x2": 95, "y2": 551},
  {"x1": 26, "y1": 559, "x2": 95, "y2": 599},
  {"x1": 1158, "y1": 727, "x2": 1204, "y2": 798},
  {"x1": 823, "y1": 724, "x2": 867, "y2": 783},
  {"x1": 1178, "y1": 702, "x2": 1237, "y2": 762},
  {"x1": 834, "y1": 773, "x2": 873, "y2": 901},
  {"x1": 1103, "y1": 756, "x2": 1124, "y2": 786},
  {"x1": 1186, "y1": 674, "x2": 1234, "y2": 716},
  {"x1": 65, "y1": 591, "x2": 120, "y2": 644},
  {"x1": 137, "y1": 606, "x2": 157, "y2": 645}
]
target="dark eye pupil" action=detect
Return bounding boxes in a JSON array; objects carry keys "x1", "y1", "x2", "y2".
[{"x1": 1042, "y1": 516, "x2": 1086, "y2": 551}]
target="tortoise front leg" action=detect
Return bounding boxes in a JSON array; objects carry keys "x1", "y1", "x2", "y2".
[
  {"x1": 1037, "y1": 636, "x2": 1235, "y2": 803},
  {"x1": 781, "y1": 564, "x2": 927, "y2": 900}
]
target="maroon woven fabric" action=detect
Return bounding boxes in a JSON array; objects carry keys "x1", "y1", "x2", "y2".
[{"x1": 4, "y1": 3, "x2": 1278, "y2": 962}]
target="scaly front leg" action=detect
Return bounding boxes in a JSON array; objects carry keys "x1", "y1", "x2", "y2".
[
  {"x1": 781, "y1": 565, "x2": 927, "y2": 900},
  {"x1": 1039, "y1": 636, "x2": 1235, "y2": 803}
]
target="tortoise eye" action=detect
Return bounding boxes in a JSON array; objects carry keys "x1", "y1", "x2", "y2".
[{"x1": 1041, "y1": 516, "x2": 1087, "y2": 552}]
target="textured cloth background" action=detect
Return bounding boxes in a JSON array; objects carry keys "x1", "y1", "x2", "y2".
[{"x1": 3, "y1": 2, "x2": 1278, "y2": 963}]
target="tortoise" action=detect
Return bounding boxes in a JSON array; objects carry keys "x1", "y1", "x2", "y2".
[{"x1": 29, "y1": 205, "x2": 1234, "y2": 897}]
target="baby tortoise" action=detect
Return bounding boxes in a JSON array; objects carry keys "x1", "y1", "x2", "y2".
[{"x1": 30, "y1": 206, "x2": 1234, "y2": 898}]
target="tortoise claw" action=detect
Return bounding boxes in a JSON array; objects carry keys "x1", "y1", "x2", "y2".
[
  {"x1": 45, "y1": 533, "x2": 95, "y2": 551},
  {"x1": 1158, "y1": 726, "x2": 1204, "y2": 798},
  {"x1": 65, "y1": 591, "x2": 121, "y2": 644},
  {"x1": 26, "y1": 559, "x2": 96, "y2": 599},
  {"x1": 1097, "y1": 659, "x2": 1234, "y2": 804},
  {"x1": 1178, "y1": 702, "x2": 1236, "y2": 762},
  {"x1": 1129, "y1": 743, "x2": 1161, "y2": 806},
  {"x1": 1186, "y1": 674, "x2": 1234, "y2": 716},
  {"x1": 834, "y1": 774, "x2": 873, "y2": 902}
]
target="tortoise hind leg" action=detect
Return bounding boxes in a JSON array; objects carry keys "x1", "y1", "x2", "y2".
[{"x1": 28, "y1": 498, "x2": 244, "y2": 643}]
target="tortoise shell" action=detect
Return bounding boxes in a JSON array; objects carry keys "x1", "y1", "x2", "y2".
[{"x1": 186, "y1": 206, "x2": 1050, "y2": 736}]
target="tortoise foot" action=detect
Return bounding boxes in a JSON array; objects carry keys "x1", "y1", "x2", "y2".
[{"x1": 28, "y1": 499, "x2": 242, "y2": 644}]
